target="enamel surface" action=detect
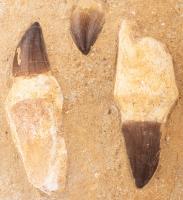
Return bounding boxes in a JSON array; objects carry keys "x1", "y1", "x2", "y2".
[
  {"x1": 5, "y1": 73, "x2": 67, "y2": 194},
  {"x1": 70, "y1": 0, "x2": 105, "y2": 54},
  {"x1": 13, "y1": 22, "x2": 50, "y2": 77},
  {"x1": 114, "y1": 20, "x2": 178, "y2": 123}
]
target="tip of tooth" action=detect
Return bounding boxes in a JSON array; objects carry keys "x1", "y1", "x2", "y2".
[
  {"x1": 32, "y1": 21, "x2": 40, "y2": 27},
  {"x1": 13, "y1": 22, "x2": 50, "y2": 77},
  {"x1": 122, "y1": 121, "x2": 161, "y2": 188},
  {"x1": 82, "y1": 48, "x2": 90, "y2": 55},
  {"x1": 70, "y1": 7, "x2": 104, "y2": 55}
]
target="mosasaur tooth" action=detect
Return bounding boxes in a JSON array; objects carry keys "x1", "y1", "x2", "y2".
[
  {"x1": 70, "y1": 0, "x2": 105, "y2": 55},
  {"x1": 114, "y1": 20, "x2": 178, "y2": 188},
  {"x1": 5, "y1": 22, "x2": 67, "y2": 194}
]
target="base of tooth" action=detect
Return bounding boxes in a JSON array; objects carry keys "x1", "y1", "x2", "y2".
[{"x1": 5, "y1": 75, "x2": 67, "y2": 194}]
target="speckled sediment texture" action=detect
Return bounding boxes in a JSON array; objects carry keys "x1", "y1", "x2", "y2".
[{"x1": 0, "y1": 0, "x2": 183, "y2": 199}]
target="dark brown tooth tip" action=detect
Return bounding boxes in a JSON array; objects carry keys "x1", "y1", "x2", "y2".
[
  {"x1": 122, "y1": 121, "x2": 161, "y2": 188},
  {"x1": 70, "y1": 8, "x2": 104, "y2": 55},
  {"x1": 13, "y1": 22, "x2": 50, "y2": 77}
]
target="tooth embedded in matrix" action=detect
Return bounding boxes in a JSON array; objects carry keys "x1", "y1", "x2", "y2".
[
  {"x1": 114, "y1": 20, "x2": 178, "y2": 188},
  {"x1": 5, "y1": 22, "x2": 67, "y2": 194}
]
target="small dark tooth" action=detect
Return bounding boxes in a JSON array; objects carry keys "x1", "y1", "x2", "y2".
[
  {"x1": 70, "y1": 8, "x2": 104, "y2": 55},
  {"x1": 13, "y1": 22, "x2": 50, "y2": 77},
  {"x1": 122, "y1": 121, "x2": 161, "y2": 188}
]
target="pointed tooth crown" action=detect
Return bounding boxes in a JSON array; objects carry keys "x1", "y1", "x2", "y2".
[
  {"x1": 122, "y1": 121, "x2": 161, "y2": 188},
  {"x1": 13, "y1": 22, "x2": 50, "y2": 77},
  {"x1": 70, "y1": 1, "x2": 105, "y2": 55}
]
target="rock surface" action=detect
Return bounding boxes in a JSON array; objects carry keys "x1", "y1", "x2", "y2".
[
  {"x1": 0, "y1": 0, "x2": 183, "y2": 199},
  {"x1": 114, "y1": 20, "x2": 178, "y2": 123},
  {"x1": 5, "y1": 74, "x2": 67, "y2": 194}
]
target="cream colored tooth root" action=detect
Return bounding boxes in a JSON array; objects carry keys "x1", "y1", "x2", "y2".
[
  {"x1": 114, "y1": 20, "x2": 178, "y2": 188},
  {"x1": 5, "y1": 22, "x2": 67, "y2": 194}
]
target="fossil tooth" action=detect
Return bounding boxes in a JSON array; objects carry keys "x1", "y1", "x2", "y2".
[
  {"x1": 13, "y1": 22, "x2": 50, "y2": 77},
  {"x1": 5, "y1": 22, "x2": 67, "y2": 194},
  {"x1": 70, "y1": 0, "x2": 105, "y2": 54},
  {"x1": 122, "y1": 121, "x2": 161, "y2": 188},
  {"x1": 114, "y1": 20, "x2": 178, "y2": 188}
]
